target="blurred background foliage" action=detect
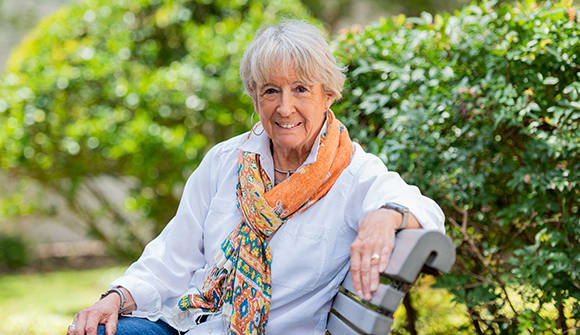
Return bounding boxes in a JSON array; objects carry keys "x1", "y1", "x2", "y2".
[
  {"x1": 301, "y1": 0, "x2": 472, "y2": 32},
  {"x1": 0, "y1": 0, "x2": 312, "y2": 259},
  {"x1": 334, "y1": 0, "x2": 579, "y2": 332},
  {"x1": 0, "y1": 0, "x2": 578, "y2": 334}
]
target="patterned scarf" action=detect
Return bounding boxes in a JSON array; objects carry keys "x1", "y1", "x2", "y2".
[{"x1": 178, "y1": 111, "x2": 352, "y2": 334}]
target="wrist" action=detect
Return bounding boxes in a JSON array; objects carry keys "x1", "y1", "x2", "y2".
[
  {"x1": 102, "y1": 290, "x2": 121, "y2": 307},
  {"x1": 377, "y1": 208, "x2": 403, "y2": 230},
  {"x1": 379, "y1": 202, "x2": 410, "y2": 231},
  {"x1": 118, "y1": 286, "x2": 136, "y2": 314},
  {"x1": 101, "y1": 287, "x2": 126, "y2": 314}
]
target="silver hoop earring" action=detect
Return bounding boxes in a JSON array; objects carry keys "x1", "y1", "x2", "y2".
[{"x1": 250, "y1": 111, "x2": 264, "y2": 136}]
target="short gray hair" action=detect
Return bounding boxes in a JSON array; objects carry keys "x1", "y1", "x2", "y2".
[{"x1": 240, "y1": 20, "x2": 345, "y2": 100}]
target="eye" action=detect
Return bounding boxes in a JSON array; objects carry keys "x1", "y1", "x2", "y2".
[
  {"x1": 295, "y1": 85, "x2": 309, "y2": 93},
  {"x1": 263, "y1": 88, "x2": 278, "y2": 95}
]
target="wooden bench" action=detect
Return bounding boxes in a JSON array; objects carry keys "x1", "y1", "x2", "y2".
[{"x1": 326, "y1": 229, "x2": 456, "y2": 335}]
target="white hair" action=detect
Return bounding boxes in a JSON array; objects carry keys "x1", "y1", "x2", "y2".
[{"x1": 240, "y1": 20, "x2": 346, "y2": 100}]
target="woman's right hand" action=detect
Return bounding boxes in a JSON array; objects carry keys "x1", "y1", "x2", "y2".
[{"x1": 67, "y1": 293, "x2": 120, "y2": 335}]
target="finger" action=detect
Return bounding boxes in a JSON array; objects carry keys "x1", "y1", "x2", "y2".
[
  {"x1": 371, "y1": 224, "x2": 387, "y2": 292},
  {"x1": 379, "y1": 228, "x2": 395, "y2": 272},
  {"x1": 85, "y1": 312, "x2": 101, "y2": 335},
  {"x1": 72, "y1": 312, "x2": 88, "y2": 335},
  {"x1": 350, "y1": 239, "x2": 363, "y2": 297},
  {"x1": 360, "y1": 242, "x2": 373, "y2": 300},
  {"x1": 380, "y1": 242, "x2": 394, "y2": 272},
  {"x1": 105, "y1": 313, "x2": 119, "y2": 335},
  {"x1": 370, "y1": 251, "x2": 381, "y2": 292}
]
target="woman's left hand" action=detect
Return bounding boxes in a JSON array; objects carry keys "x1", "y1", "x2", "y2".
[{"x1": 349, "y1": 209, "x2": 401, "y2": 301}]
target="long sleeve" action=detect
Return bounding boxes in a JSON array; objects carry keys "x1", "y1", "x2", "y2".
[
  {"x1": 345, "y1": 144, "x2": 445, "y2": 232},
  {"x1": 110, "y1": 144, "x2": 221, "y2": 315}
]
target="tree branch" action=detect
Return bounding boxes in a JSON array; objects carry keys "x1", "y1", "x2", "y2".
[
  {"x1": 448, "y1": 212, "x2": 519, "y2": 318},
  {"x1": 403, "y1": 294, "x2": 418, "y2": 335}
]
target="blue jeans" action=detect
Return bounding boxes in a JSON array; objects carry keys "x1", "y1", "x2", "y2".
[{"x1": 97, "y1": 316, "x2": 178, "y2": 335}]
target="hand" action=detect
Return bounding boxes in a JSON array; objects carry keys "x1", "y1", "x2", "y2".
[
  {"x1": 349, "y1": 209, "x2": 399, "y2": 301},
  {"x1": 67, "y1": 294, "x2": 120, "y2": 335}
]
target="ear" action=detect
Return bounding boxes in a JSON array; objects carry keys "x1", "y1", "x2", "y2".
[
  {"x1": 251, "y1": 95, "x2": 261, "y2": 120},
  {"x1": 324, "y1": 92, "x2": 335, "y2": 110}
]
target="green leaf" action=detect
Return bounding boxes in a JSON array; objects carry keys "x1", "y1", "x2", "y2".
[{"x1": 543, "y1": 77, "x2": 559, "y2": 85}]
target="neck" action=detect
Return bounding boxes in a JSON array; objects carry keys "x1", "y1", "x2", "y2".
[{"x1": 271, "y1": 143, "x2": 311, "y2": 172}]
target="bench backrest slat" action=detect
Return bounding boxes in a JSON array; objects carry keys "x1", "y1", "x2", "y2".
[
  {"x1": 341, "y1": 275, "x2": 405, "y2": 314},
  {"x1": 330, "y1": 291, "x2": 393, "y2": 334},
  {"x1": 327, "y1": 313, "x2": 364, "y2": 335}
]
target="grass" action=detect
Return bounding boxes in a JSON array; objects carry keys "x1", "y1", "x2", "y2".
[{"x1": 0, "y1": 266, "x2": 126, "y2": 335}]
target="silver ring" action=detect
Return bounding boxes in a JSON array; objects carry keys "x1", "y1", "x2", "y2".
[{"x1": 370, "y1": 253, "x2": 380, "y2": 262}]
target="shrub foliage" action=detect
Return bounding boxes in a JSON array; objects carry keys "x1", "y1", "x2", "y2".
[
  {"x1": 0, "y1": 233, "x2": 30, "y2": 271},
  {"x1": 334, "y1": 0, "x2": 579, "y2": 332},
  {"x1": 0, "y1": 0, "x2": 311, "y2": 258}
]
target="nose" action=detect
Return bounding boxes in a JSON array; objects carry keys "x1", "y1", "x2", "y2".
[{"x1": 277, "y1": 88, "x2": 294, "y2": 117}]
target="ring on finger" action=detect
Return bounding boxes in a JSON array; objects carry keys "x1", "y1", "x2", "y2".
[
  {"x1": 370, "y1": 253, "x2": 380, "y2": 263},
  {"x1": 68, "y1": 323, "x2": 76, "y2": 331}
]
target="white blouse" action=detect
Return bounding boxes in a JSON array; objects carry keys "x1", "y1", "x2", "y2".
[{"x1": 111, "y1": 124, "x2": 445, "y2": 334}]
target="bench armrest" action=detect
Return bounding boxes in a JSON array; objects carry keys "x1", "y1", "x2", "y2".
[
  {"x1": 342, "y1": 229, "x2": 455, "y2": 294},
  {"x1": 384, "y1": 229, "x2": 455, "y2": 283}
]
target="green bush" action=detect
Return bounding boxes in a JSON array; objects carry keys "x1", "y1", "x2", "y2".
[
  {"x1": 334, "y1": 0, "x2": 579, "y2": 332},
  {"x1": 0, "y1": 0, "x2": 313, "y2": 259},
  {"x1": 0, "y1": 233, "x2": 30, "y2": 270}
]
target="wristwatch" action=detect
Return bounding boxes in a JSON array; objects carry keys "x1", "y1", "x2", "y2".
[
  {"x1": 101, "y1": 286, "x2": 126, "y2": 314},
  {"x1": 380, "y1": 202, "x2": 410, "y2": 231}
]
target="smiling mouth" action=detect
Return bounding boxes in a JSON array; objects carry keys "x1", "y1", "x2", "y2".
[{"x1": 275, "y1": 122, "x2": 301, "y2": 129}]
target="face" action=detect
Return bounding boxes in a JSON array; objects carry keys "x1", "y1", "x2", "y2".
[{"x1": 253, "y1": 64, "x2": 333, "y2": 157}]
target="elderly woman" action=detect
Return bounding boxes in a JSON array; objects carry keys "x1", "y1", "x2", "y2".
[{"x1": 69, "y1": 21, "x2": 443, "y2": 335}]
